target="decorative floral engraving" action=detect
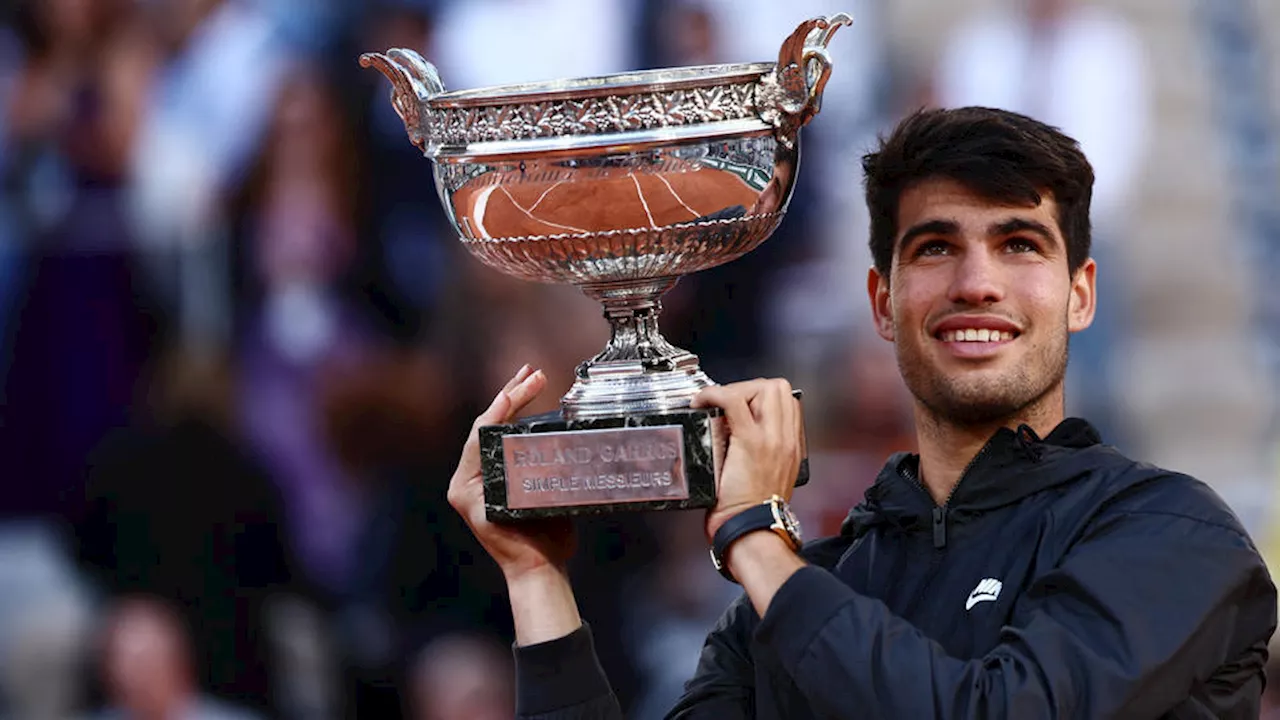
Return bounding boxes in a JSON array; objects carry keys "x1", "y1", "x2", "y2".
[{"x1": 425, "y1": 81, "x2": 763, "y2": 148}]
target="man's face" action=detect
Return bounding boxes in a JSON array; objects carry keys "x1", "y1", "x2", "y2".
[{"x1": 867, "y1": 178, "x2": 1096, "y2": 426}]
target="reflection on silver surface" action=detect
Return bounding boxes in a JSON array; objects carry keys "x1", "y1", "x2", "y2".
[{"x1": 361, "y1": 13, "x2": 851, "y2": 418}]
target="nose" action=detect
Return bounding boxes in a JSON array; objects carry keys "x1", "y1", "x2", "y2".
[{"x1": 947, "y1": 247, "x2": 1004, "y2": 306}]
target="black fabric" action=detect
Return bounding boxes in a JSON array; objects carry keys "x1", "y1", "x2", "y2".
[
  {"x1": 512, "y1": 417, "x2": 1278, "y2": 719},
  {"x1": 515, "y1": 623, "x2": 621, "y2": 718}
]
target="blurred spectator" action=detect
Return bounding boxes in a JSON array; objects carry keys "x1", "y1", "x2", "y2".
[
  {"x1": 233, "y1": 60, "x2": 378, "y2": 604},
  {"x1": 228, "y1": 61, "x2": 399, "y2": 717},
  {"x1": 931, "y1": 0, "x2": 1150, "y2": 447},
  {"x1": 89, "y1": 595, "x2": 262, "y2": 720},
  {"x1": 127, "y1": 0, "x2": 289, "y2": 351},
  {"x1": 0, "y1": 522, "x2": 93, "y2": 720},
  {"x1": 76, "y1": 349, "x2": 288, "y2": 716},
  {"x1": 1, "y1": 0, "x2": 165, "y2": 521},
  {"x1": 251, "y1": 0, "x2": 355, "y2": 56},
  {"x1": 933, "y1": 0, "x2": 1149, "y2": 227},
  {"x1": 407, "y1": 633, "x2": 514, "y2": 720},
  {"x1": 349, "y1": 0, "x2": 459, "y2": 340},
  {"x1": 228, "y1": 60, "x2": 516, "y2": 717},
  {"x1": 431, "y1": 0, "x2": 636, "y2": 90}
]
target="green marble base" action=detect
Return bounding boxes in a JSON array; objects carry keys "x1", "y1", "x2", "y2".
[
  {"x1": 479, "y1": 403, "x2": 809, "y2": 521},
  {"x1": 480, "y1": 408, "x2": 719, "y2": 521}
]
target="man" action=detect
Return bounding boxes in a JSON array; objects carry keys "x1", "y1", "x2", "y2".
[{"x1": 445, "y1": 107, "x2": 1278, "y2": 718}]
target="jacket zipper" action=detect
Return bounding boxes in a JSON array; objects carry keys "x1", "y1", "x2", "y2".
[
  {"x1": 898, "y1": 443, "x2": 995, "y2": 619},
  {"x1": 903, "y1": 442, "x2": 994, "y2": 550}
]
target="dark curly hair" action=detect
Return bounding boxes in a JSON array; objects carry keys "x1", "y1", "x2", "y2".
[{"x1": 862, "y1": 107, "x2": 1095, "y2": 277}]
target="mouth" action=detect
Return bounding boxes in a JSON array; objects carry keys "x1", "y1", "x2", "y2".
[
  {"x1": 932, "y1": 321, "x2": 1021, "y2": 359},
  {"x1": 935, "y1": 328, "x2": 1018, "y2": 343}
]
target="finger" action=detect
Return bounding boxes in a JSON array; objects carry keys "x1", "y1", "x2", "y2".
[
  {"x1": 747, "y1": 378, "x2": 786, "y2": 425},
  {"x1": 501, "y1": 369, "x2": 547, "y2": 422},
  {"x1": 458, "y1": 370, "x2": 546, "y2": 487},
  {"x1": 457, "y1": 376, "x2": 525, "y2": 483},
  {"x1": 773, "y1": 379, "x2": 798, "y2": 443},
  {"x1": 692, "y1": 379, "x2": 771, "y2": 409},
  {"x1": 757, "y1": 379, "x2": 790, "y2": 434},
  {"x1": 474, "y1": 383, "x2": 515, "y2": 431},
  {"x1": 501, "y1": 364, "x2": 534, "y2": 395},
  {"x1": 693, "y1": 383, "x2": 756, "y2": 435},
  {"x1": 784, "y1": 382, "x2": 803, "y2": 476}
]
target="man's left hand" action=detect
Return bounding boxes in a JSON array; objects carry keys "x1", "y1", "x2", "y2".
[{"x1": 693, "y1": 378, "x2": 804, "y2": 543}]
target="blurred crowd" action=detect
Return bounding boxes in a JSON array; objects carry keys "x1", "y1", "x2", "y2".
[{"x1": 0, "y1": 0, "x2": 1275, "y2": 718}]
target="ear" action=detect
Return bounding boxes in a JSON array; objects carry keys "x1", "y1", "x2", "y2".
[
  {"x1": 867, "y1": 266, "x2": 895, "y2": 342},
  {"x1": 1067, "y1": 258, "x2": 1097, "y2": 333}
]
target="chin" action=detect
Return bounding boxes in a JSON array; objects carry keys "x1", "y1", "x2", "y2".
[
  {"x1": 921, "y1": 387, "x2": 1020, "y2": 425},
  {"x1": 936, "y1": 374, "x2": 1062, "y2": 425}
]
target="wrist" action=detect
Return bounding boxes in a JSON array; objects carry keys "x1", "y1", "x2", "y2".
[
  {"x1": 706, "y1": 503, "x2": 756, "y2": 543},
  {"x1": 710, "y1": 495, "x2": 803, "y2": 582},
  {"x1": 505, "y1": 564, "x2": 582, "y2": 648},
  {"x1": 503, "y1": 562, "x2": 569, "y2": 589},
  {"x1": 727, "y1": 531, "x2": 807, "y2": 617},
  {"x1": 724, "y1": 529, "x2": 794, "y2": 570}
]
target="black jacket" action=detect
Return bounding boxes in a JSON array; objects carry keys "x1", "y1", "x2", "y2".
[{"x1": 513, "y1": 419, "x2": 1278, "y2": 719}]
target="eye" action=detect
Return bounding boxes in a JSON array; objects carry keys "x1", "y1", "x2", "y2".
[
  {"x1": 914, "y1": 240, "x2": 951, "y2": 258},
  {"x1": 1004, "y1": 237, "x2": 1038, "y2": 254}
]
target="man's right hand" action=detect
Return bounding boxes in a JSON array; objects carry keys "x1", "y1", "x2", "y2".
[{"x1": 447, "y1": 364, "x2": 577, "y2": 583}]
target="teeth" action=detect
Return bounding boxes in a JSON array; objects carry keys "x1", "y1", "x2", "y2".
[{"x1": 942, "y1": 329, "x2": 1014, "y2": 342}]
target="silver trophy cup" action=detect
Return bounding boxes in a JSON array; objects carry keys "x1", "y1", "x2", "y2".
[{"x1": 362, "y1": 14, "x2": 849, "y2": 519}]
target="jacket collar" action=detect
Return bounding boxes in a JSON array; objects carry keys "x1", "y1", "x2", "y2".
[{"x1": 841, "y1": 417, "x2": 1103, "y2": 537}]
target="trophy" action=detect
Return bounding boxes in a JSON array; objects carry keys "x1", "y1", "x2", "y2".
[{"x1": 361, "y1": 14, "x2": 850, "y2": 520}]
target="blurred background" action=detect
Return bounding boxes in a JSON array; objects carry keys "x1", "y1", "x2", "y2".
[{"x1": 0, "y1": 0, "x2": 1276, "y2": 717}]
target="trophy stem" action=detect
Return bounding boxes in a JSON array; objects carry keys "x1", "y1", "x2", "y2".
[{"x1": 562, "y1": 278, "x2": 714, "y2": 419}]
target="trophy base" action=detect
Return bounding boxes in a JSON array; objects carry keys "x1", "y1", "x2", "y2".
[
  {"x1": 479, "y1": 393, "x2": 809, "y2": 521},
  {"x1": 480, "y1": 407, "x2": 723, "y2": 521}
]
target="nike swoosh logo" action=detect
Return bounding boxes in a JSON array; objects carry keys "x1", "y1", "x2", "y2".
[{"x1": 965, "y1": 592, "x2": 998, "y2": 611}]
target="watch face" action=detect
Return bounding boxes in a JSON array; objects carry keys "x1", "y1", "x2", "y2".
[
  {"x1": 771, "y1": 496, "x2": 802, "y2": 547},
  {"x1": 782, "y1": 503, "x2": 801, "y2": 539}
]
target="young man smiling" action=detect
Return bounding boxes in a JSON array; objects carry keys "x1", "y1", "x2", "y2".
[{"x1": 445, "y1": 107, "x2": 1278, "y2": 718}]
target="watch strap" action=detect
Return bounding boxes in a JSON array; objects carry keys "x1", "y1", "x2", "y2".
[{"x1": 710, "y1": 498, "x2": 799, "y2": 582}]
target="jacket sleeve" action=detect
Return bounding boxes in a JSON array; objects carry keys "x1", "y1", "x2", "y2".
[
  {"x1": 752, "y1": 507, "x2": 1277, "y2": 719},
  {"x1": 511, "y1": 595, "x2": 759, "y2": 720},
  {"x1": 513, "y1": 623, "x2": 623, "y2": 720}
]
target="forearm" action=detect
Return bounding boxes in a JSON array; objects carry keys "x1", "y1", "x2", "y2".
[
  {"x1": 508, "y1": 565, "x2": 583, "y2": 646},
  {"x1": 724, "y1": 531, "x2": 807, "y2": 617},
  {"x1": 507, "y1": 568, "x2": 623, "y2": 719}
]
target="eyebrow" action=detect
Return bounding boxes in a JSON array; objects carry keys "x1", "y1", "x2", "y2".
[
  {"x1": 897, "y1": 219, "x2": 960, "y2": 254},
  {"x1": 991, "y1": 218, "x2": 1058, "y2": 247}
]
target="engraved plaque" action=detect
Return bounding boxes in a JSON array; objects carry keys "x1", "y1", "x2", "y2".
[{"x1": 502, "y1": 426, "x2": 688, "y2": 510}]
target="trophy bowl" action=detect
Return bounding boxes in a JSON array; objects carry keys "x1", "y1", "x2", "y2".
[{"x1": 362, "y1": 14, "x2": 849, "y2": 518}]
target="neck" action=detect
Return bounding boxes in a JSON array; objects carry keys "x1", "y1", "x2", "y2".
[{"x1": 912, "y1": 386, "x2": 1065, "y2": 505}]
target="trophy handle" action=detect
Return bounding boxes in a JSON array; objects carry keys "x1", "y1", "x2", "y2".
[
  {"x1": 759, "y1": 13, "x2": 853, "y2": 146},
  {"x1": 359, "y1": 49, "x2": 446, "y2": 152}
]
